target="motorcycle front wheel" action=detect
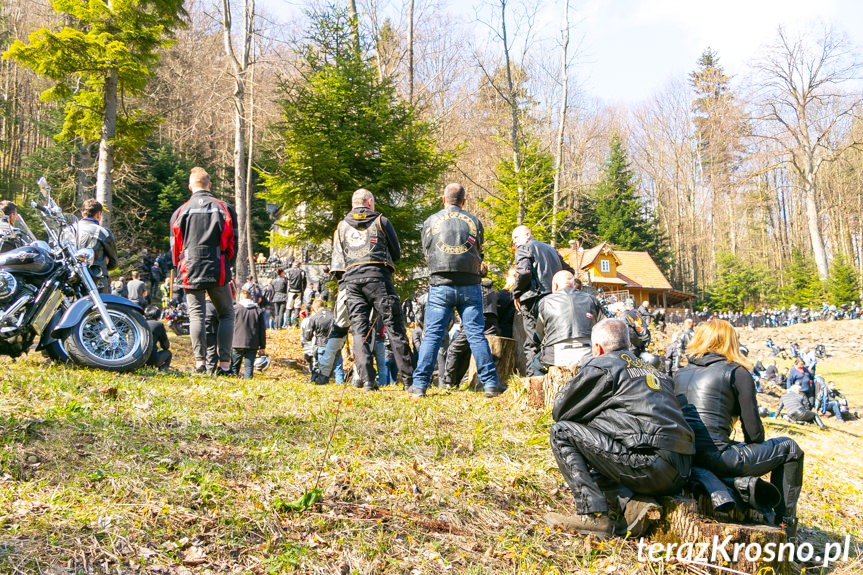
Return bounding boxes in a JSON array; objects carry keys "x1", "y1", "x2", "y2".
[{"x1": 64, "y1": 303, "x2": 153, "y2": 372}]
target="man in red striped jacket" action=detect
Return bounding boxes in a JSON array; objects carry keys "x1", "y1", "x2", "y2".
[{"x1": 170, "y1": 167, "x2": 238, "y2": 375}]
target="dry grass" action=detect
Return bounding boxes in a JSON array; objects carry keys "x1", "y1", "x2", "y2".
[{"x1": 0, "y1": 325, "x2": 860, "y2": 574}]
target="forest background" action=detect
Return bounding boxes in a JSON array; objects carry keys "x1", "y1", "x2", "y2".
[{"x1": 1, "y1": 0, "x2": 862, "y2": 312}]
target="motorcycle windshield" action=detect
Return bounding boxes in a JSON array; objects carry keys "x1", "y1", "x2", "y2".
[{"x1": 12, "y1": 214, "x2": 37, "y2": 243}]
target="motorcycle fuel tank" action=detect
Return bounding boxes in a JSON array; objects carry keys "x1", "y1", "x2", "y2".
[{"x1": 0, "y1": 244, "x2": 55, "y2": 275}]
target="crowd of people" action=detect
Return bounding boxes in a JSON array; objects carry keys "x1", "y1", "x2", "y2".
[{"x1": 10, "y1": 166, "x2": 840, "y2": 544}]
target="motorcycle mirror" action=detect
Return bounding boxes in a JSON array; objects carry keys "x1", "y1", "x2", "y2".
[{"x1": 36, "y1": 176, "x2": 51, "y2": 203}]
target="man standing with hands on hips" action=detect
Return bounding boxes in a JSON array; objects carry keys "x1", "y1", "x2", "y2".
[{"x1": 408, "y1": 183, "x2": 504, "y2": 398}]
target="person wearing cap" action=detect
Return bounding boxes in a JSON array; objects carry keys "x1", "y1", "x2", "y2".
[
  {"x1": 409, "y1": 183, "x2": 503, "y2": 398},
  {"x1": 66, "y1": 198, "x2": 118, "y2": 293},
  {"x1": 0, "y1": 201, "x2": 24, "y2": 252},
  {"x1": 330, "y1": 188, "x2": 414, "y2": 391}
]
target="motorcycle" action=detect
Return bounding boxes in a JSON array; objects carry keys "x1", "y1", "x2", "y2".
[
  {"x1": 0, "y1": 177, "x2": 153, "y2": 371},
  {"x1": 164, "y1": 298, "x2": 190, "y2": 336}
]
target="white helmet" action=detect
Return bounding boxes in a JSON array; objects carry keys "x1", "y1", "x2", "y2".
[{"x1": 254, "y1": 355, "x2": 271, "y2": 372}]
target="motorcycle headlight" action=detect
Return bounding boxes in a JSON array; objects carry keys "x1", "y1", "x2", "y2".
[
  {"x1": 74, "y1": 248, "x2": 95, "y2": 266},
  {"x1": 0, "y1": 270, "x2": 17, "y2": 300}
]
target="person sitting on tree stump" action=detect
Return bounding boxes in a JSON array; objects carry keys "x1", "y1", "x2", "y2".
[
  {"x1": 546, "y1": 318, "x2": 695, "y2": 537},
  {"x1": 529, "y1": 270, "x2": 602, "y2": 375},
  {"x1": 673, "y1": 319, "x2": 804, "y2": 539}
]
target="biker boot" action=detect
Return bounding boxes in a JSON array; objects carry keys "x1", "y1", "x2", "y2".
[
  {"x1": 544, "y1": 512, "x2": 613, "y2": 537},
  {"x1": 622, "y1": 496, "x2": 662, "y2": 537},
  {"x1": 780, "y1": 516, "x2": 798, "y2": 539}
]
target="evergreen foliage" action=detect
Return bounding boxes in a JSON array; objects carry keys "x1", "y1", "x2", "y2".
[
  {"x1": 591, "y1": 134, "x2": 672, "y2": 272},
  {"x1": 3, "y1": 0, "x2": 187, "y2": 159},
  {"x1": 479, "y1": 139, "x2": 555, "y2": 277},
  {"x1": 827, "y1": 253, "x2": 860, "y2": 305},
  {"x1": 706, "y1": 251, "x2": 775, "y2": 311},
  {"x1": 784, "y1": 248, "x2": 825, "y2": 307},
  {"x1": 260, "y1": 7, "x2": 452, "y2": 284}
]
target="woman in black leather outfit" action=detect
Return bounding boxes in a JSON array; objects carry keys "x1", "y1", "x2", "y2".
[{"x1": 673, "y1": 319, "x2": 804, "y2": 538}]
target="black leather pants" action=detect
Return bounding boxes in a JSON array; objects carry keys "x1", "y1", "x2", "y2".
[
  {"x1": 698, "y1": 437, "x2": 804, "y2": 519},
  {"x1": 551, "y1": 421, "x2": 691, "y2": 514}
]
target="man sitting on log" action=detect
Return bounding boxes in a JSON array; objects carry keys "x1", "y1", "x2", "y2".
[
  {"x1": 546, "y1": 318, "x2": 695, "y2": 537},
  {"x1": 529, "y1": 270, "x2": 602, "y2": 375}
]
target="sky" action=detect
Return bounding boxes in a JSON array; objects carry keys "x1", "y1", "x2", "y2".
[
  {"x1": 573, "y1": 0, "x2": 863, "y2": 105},
  {"x1": 264, "y1": 0, "x2": 863, "y2": 106}
]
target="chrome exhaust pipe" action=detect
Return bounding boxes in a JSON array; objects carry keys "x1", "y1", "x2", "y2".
[{"x1": 0, "y1": 295, "x2": 30, "y2": 325}]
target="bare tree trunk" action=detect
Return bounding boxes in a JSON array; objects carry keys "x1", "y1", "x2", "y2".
[
  {"x1": 245, "y1": 41, "x2": 257, "y2": 284},
  {"x1": 499, "y1": 0, "x2": 523, "y2": 223},
  {"x1": 804, "y1": 180, "x2": 829, "y2": 280},
  {"x1": 347, "y1": 0, "x2": 360, "y2": 50},
  {"x1": 407, "y1": 0, "x2": 414, "y2": 104},
  {"x1": 222, "y1": 0, "x2": 254, "y2": 284},
  {"x1": 550, "y1": 0, "x2": 569, "y2": 248},
  {"x1": 96, "y1": 67, "x2": 117, "y2": 229},
  {"x1": 76, "y1": 140, "x2": 91, "y2": 207}
]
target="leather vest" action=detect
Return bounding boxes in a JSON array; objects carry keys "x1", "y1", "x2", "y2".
[
  {"x1": 537, "y1": 288, "x2": 601, "y2": 346},
  {"x1": 515, "y1": 239, "x2": 563, "y2": 300},
  {"x1": 422, "y1": 206, "x2": 483, "y2": 278},
  {"x1": 673, "y1": 359, "x2": 739, "y2": 453},
  {"x1": 337, "y1": 216, "x2": 393, "y2": 271}
]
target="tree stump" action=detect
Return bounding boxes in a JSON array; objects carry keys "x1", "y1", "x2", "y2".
[
  {"x1": 523, "y1": 366, "x2": 577, "y2": 410},
  {"x1": 653, "y1": 496, "x2": 790, "y2": 575},
  {"x1": 463, "y1": 336, "x2": 516, "y2": 391}
]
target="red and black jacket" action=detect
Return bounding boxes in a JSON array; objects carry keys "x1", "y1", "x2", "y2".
[{"x1": 170, "y1": 191, "x2": 238, "y2": 289}]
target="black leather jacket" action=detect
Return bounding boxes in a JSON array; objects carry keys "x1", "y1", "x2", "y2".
[
  {"x1": 481, "y1": 279, "x2": 499, "y2": 335},
  {"x1": 308, "y1": 308, "x2": 335, "y2": 347},
  {"x1": 285, "y1": 267, "x2": 306, "y2": 292},
  {"x1": 332, "y1": 207, "x2": 400, "y2": 282},
  {"x1": 67, "y1": 217, "x2": 118, "y2": 288},
  {"x1": 536, "y1": 288, "x2": 601, "y2": 348},
  {"x1": 513, "y1": 239, "x2": 572, "y2": 302},
  {"x1": 553, "y1": 349, "x2": 695, "y2": 455},
  {"x1": 674, "y1": 353, "x2": 765, "y2": 454},
  {"x1": 422, "y1": 205, "x2": 484, "y2": 285},
  {"x1": 673, "y1": 328, "x2": 694, "y2": 370}
]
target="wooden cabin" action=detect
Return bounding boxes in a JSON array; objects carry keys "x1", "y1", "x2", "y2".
[{"x1": 559, "y1": 242, "x2": 694, "y2": 310}]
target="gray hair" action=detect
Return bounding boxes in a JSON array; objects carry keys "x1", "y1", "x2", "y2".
[
  {"x1": 591, "y1": 318, "x2": 630, "y2": 352},
  {"x1": 351, "y1": 188, "x2": 374, "y2": 207}
]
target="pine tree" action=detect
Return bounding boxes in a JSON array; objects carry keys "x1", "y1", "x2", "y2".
[
  {"x1": 784, "y1": 248, "x2": 824, "y2": 307},
  {"x1": 3, "y1": 0, "x2": 188, "y2": 228},
  {"x1": 827, "y1": 253, "x2": 859, "y2": 305},
  {"x1": 260, "y1": 7, "x2": 452, "y2": 286},
  {"x1": 592, "y1": 134, "x2": 672, "y2": 272},
  {"x1": 479, "y1": 139, "x2": 555, "y2": 279}
]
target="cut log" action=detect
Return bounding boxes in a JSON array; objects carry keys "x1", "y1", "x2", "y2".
[
  {"x1": 463, "y1": 335, "x2": 516, "y2": 391},
  {"x1": 653, "y1": 495, "x2": 790, "y2": 575},
  {"x1": 522, "y1": 366, "x2": 577, "y2": 410}
]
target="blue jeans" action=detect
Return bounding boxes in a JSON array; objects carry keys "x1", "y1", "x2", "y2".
[
  {"x1": 317, "y1": 346, "x2": 345, "y2": 384},
  {"x1": 374, "y1": 341, "x2": 390, "y2": 386},
  {"x1": 231, "y1": 348, "x2": 256, "y2": 379},
  {"x1": 413, "y1": 284, "x2": 500, "y2": 391}
]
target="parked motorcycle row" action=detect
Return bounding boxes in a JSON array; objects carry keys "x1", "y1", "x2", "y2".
[{"x1": 0, "y1": 178, "x2": 152, "y2": 372}]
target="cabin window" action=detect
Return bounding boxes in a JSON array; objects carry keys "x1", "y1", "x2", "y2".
[{"x1": 600, "y1": 259, "x2": 610, "y2": 273}]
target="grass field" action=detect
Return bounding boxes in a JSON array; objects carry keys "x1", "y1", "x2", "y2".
[{"x1": 0, "y1": 327, "x2": 861, "y2": 574}]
